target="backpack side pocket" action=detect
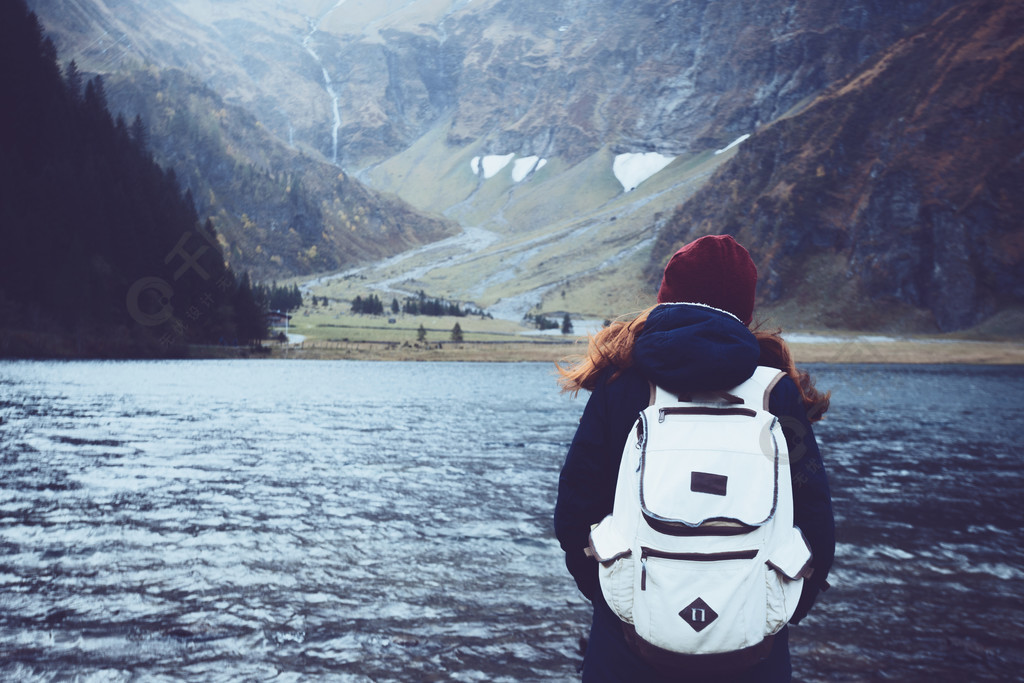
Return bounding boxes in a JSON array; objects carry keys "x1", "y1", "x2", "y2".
[
  {"x1": 765, "y1": 527, "x2": 813, "y2": 633},
  {"x1": 598, "y1": 554, "x2": 636, "y2": 624},
  {"x1": 590, "y1": 517, "x2": 636, "y2": 624}
]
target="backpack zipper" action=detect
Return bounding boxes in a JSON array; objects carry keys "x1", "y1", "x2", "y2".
[
  {"x1": 634, "y1": 412, "x2": 648, "y2": 472},
  {"x1": 658, "y1": 406, "x2": 756, "y2": 422},
  {"x1": 639, "y1": 547, "x2": 759, "y2": 591}
]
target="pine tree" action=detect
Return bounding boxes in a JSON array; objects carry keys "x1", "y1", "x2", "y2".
[
  {"x1": 232, "y1": 273, "x2": 267, "y2": 344},
  {"x1": 130, "y1": 114, "x2": 148, "y2": 150},
  {"x1": 451, "y1": 323, "x2": 463, "y2": 342},
  {"x1": 417, "y1": 324, "x2": 427, "y2": 342},
  {"x1": 64, "y1": 59, "x2": 82, "y2": 100},
  {"x1": 561, "y1": 313, "x2": 574, "y2": 335}
]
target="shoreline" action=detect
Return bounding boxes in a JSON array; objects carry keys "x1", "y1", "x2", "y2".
[
  {"x1": 2, "y1": 333, "x2": 1021, "y2": 365},
  {"x1": 256, "y1": 336, "x2": 1024, "y2": 365}
]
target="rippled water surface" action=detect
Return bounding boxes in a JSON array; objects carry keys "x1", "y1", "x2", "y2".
[{"x1": 1, "y1": 360, "x2": 1022, "y2": 681}]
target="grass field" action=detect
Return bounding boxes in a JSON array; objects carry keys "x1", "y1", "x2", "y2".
[
  {"x1": 267, "y1": 304, "x2": 1024, "y2": 365},
  {"x1": 284, "y1": 305, "x2": 537, "y2": 343},
  {"x1": 268, "y1": 336, "x2": 1024, "y2": 365}
]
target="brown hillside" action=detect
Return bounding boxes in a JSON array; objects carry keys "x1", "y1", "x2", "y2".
[{"x1": 649, "y1": 0, "x2": 1024, "y2": 332}]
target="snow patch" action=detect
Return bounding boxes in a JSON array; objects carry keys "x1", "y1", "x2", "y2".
[
  {"x1": 714, "y1": 134, "x2": 751, "y2": 155},
  {"x1": 512, "y1": 156, "x2": 545, "y2": 182},
  {"x1": 612, "y1": 152, "x2": 675, "y2": 192},
  {"x1": 481, "y1": 153, "x2": 515, "y2": 179},
  {"x1": 470, "y1": 154, "x2": 547, "y2": 182}
]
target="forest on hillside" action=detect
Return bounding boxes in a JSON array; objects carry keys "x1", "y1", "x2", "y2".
[{"x1": 0, "y1": 0, "x2": 267, "y2": 357}]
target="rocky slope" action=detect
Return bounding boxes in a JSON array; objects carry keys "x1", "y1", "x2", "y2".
[
  {"x1": 104, "y1": 66, "x2": 455, "y2": 280},
  {"x1": 649, "y1": 0, "x2": 1024, "y2": 332}
]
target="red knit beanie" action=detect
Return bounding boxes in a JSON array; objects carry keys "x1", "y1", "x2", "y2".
[{"x1": 657, "y1": 234, "x2": 758, "y2": 325}]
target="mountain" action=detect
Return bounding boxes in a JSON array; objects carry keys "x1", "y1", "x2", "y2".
[
  {"x1": 649, "y1": 0, "x2": 1024, "y2": 333},
  {"x1": 27, "y1": 0, "x2": 1020, "y2": 333}
]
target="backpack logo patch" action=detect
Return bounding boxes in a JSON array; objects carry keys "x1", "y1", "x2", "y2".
[{"x1": 681, "y1": 598, "x2": 718, "y2": 632}]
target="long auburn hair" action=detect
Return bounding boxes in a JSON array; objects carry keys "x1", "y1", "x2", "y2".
[{"x1": 556, "y1": 305, "x2": 830, "y2": 422}]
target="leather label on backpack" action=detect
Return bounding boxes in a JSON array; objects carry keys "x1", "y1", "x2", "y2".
[
  {"x1": 691, "y1": 471, "x2": 728, "y2": 496},
  {"x1": 680, "y1": 598, "x2": 718, "y2": 632}
]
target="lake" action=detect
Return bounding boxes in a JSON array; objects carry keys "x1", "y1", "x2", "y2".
[{"x1": 0, "y1": 360, "x2": 1021, "y2": 681}]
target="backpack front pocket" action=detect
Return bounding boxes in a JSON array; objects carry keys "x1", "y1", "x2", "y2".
[
  {"x1": 635, "y1": 547, "x2": 767, "y2": 655},
  {"x1": 639, "y1": 412, "x2": 780, "y2": 529}
]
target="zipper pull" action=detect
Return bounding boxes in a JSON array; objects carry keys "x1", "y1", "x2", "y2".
[{"x1": 640, "y1": 553, "x2": 648, "y2": 591}]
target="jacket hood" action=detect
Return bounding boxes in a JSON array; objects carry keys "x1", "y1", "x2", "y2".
[{"x1": 632, "y1": 303, "x2": 760, "y2": 393}]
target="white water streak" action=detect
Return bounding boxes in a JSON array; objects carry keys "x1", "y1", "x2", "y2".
[{"x1": 302, "y1": 1, "x2": 349, "y2": 165}]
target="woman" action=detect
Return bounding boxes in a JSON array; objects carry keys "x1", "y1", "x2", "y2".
[{"x1": 554, "y1": 235, "x2": 835, "y2": 682}]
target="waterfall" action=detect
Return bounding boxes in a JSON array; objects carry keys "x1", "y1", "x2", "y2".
[{"x1": 302, "y1": 0, "x2": 348, "y2": 165}]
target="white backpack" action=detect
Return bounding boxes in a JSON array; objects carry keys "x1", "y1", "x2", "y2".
[{"x1": 587, "y1": 367, "x2": 813, "y2": 670}]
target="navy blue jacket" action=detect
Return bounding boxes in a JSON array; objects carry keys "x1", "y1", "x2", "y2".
[{"x1": 554, "y1": 304, "x2": 835, "y2": 681}]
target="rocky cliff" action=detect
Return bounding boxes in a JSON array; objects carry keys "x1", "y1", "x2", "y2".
[
  {"x1": 436, "y1": 0, "x2": 963, "y2": 163},
  {"x1": 649, "y1": 0, "x2": 1024, "y2": 332},
  {"x1": 286, "y1": 0, "x2": 963, "y2": 165}
]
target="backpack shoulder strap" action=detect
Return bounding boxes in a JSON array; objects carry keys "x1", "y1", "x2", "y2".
[
  {"x1": 650, "y1": 382, "x2": 675, "y2": 407},
  {"x1": 731, "y1": 366, "x2": 786, "y2": 411}
]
